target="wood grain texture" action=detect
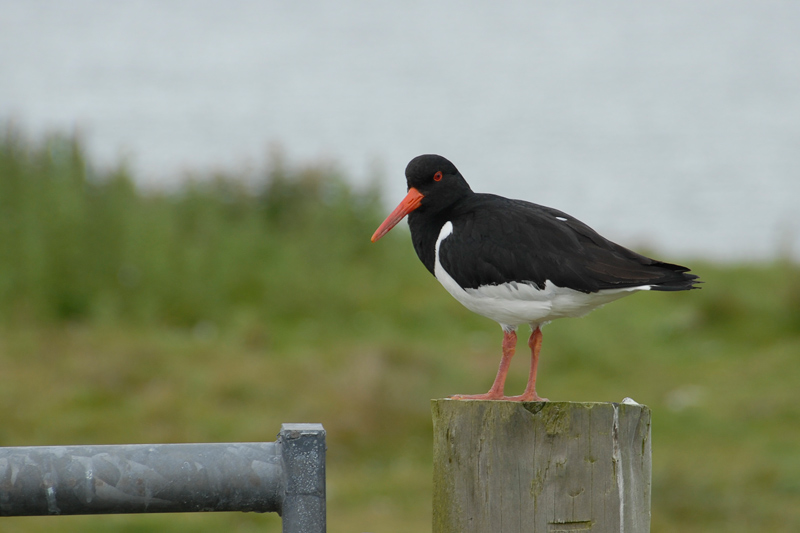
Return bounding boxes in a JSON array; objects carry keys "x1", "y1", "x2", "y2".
[{"x1": 432, "y1": 400, "x2": 651, "y2": 533}]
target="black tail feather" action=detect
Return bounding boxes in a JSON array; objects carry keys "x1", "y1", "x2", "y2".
[{"x1": 649, "y1": 262, "x2": 701, "y2": 291}]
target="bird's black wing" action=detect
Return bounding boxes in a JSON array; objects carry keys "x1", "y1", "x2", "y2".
[{"x1": 438, "y1": 194, "x2": 699, "y2": 293}]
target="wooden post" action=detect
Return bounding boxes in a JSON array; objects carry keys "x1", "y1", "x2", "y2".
[{"x1": 432, "y1": 400, "x2": 651, "y2": 533}]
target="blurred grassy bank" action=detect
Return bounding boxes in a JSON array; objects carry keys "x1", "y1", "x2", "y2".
[{"x1": 1, "y1": 128, "x2": 799, "y2": 532}]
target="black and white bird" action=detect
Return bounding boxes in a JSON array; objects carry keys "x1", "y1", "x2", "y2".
[{"x1": 371, "y1": 154, "x2": 700, "y2": 401}]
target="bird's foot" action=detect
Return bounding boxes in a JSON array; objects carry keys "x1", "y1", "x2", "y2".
[
  {"x1": 450, "y1": 392, "x2": 549, "y2": 402},
  {"x1": 504, "y1": 392, "x2": 549, "y2": 402}
]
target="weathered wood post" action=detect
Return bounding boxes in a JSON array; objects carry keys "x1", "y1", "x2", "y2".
[{"x1": 432, "y1": 400, "x2": 651, "y2": 533}]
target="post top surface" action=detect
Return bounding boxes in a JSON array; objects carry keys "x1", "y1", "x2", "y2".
[
  {"x1": 431, "y1": 399, "x2": 650, "y2": 411},
  {"x1": 280, "y1": 423, "x2": 325, "y2": 434}
]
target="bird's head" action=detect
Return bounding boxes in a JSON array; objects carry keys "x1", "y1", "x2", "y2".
[{"x1": 371, "y1": 154, "x2": 471, "y2": 242}]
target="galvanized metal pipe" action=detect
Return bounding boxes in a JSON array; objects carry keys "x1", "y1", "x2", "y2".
[
  {"x1": 0, "y1": 441, "x2": 281, "y2": 515},
  {"x1": 0, "y1": 423, "x2": 326, "y2": 532}
]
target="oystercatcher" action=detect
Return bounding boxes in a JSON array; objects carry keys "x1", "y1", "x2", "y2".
[{"x1": 371, "y1": 154, "x2": 700, "y2": 401}]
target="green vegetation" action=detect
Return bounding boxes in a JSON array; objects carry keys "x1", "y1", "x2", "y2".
[{"x1": 1, "y1": 127, "x2": 799, "y2": 532}]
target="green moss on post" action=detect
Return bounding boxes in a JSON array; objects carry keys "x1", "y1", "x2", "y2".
[{"x1": 432, "y1": 400, "x2": 651, "y2": 533}]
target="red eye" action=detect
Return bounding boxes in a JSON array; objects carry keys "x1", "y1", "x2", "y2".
[{"x1": 433, "y1": 171, "x2": 443, "y2": 181}]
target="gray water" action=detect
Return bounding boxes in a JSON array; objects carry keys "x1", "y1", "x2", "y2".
[{"x1": 2, "y1": 0, "x2": 799, "y2": 261}]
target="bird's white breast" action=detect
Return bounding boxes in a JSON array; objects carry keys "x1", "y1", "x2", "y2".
[{"x1": 433, "y1": 221, "x2": 650, "y2": 329}]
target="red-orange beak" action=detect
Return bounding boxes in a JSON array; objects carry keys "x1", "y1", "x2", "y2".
[{"x1": 371, "y1": 187, "x2": 425, "y2": 242}]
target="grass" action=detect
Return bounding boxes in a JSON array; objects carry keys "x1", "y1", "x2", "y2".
[{"x1": 1, "y1": 126, "x2": 799, "y2": 531}]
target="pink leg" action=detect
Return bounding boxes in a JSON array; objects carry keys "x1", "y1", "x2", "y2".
[
  {"x1": 506, "y1": 326, "x2": 549, "y2": 402},
  {"x1": 451, "y1": 330, "x2": 517, "y2": 400}
]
